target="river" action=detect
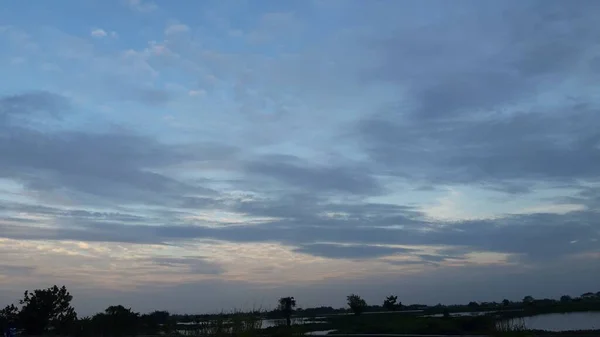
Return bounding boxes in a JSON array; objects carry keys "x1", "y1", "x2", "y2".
[{"x1": 505, "y1": 311, "x2": 600, "y2": 332}]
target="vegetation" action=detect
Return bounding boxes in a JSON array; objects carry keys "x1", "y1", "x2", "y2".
[
  {"x1": 278, "y1": 297, "x2": 296, "y2": 327},
  {"x1": 1, "y1": 285, "x2": 77, "y2": 335},
  {"x1": 383, "y1": 295, "x2": 401, "y2": 311},
  {"x1": 346, "y1": 294, "x2": 367, "y2": 315},
  {"x1": 327, "y1": 312, "x2": 495, "y2": 335},
  {"x1": 2, "y1": 285, "x2": 600, "y2": 336}
]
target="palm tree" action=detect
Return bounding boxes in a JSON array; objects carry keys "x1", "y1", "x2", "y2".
[{"x1": 278, "y1": 297, "x2": 296, "y2": 327}]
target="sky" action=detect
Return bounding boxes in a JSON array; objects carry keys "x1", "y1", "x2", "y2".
[{"x1": 1, "y1": 0, "x2": 600, "y2": 316}]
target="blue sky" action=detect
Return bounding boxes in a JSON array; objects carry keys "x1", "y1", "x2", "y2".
[{"x1": 1, "y1": 0, "x2": 600, "y2": 315}]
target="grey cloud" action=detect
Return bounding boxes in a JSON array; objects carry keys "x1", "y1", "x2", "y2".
[
  {"x1": 0, "y1": 127, "x2": 204, "y2": 203},
  {"x1": 0, "y1": 92, "x2": 220, "y2": 207},
  {"x1": 0, "y1": 91, "x2": 68, "y2": 124},
  {"x1": 148, "y1": 257, "x2": 224, "y2": 275},
  {"x1": 15, "y1": 254, "x2": 598, "y2": 315},
  {"x1": 244, "y1": 155, "x2": 383, "y2": 196},
  {"x1": 359, "y1": 105, "x2": 600, "y2": 189},
  {"x1": 125, "y1": 87, "x2": 171, "y2": 106},
  {"x1": 383, "y1": 253, "x2": 467, "y2": 268},
  {"x1": 293, "y1": 243, "x2": 414, "y2": 259},
  {"x1": 385, "y1": 260, "x2": 428, "y2": 266},
  {"x1": 3, "y1": 192, "x2": 598, "y2": 263},
  {"x1": 356, "y1": 1, "x2": 600, "y2": 191},
  {"x1": 365, "y1": 1, "x2": 600, "y2": 121},
  {"x1": 0, "y1": 264, "x2": 36, "y2": 276},
  {"x1": 417, "y1": 254, "x2": 466, "y2": 263}
]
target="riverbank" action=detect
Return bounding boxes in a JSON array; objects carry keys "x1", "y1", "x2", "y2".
[{"x1": 259, "y1": 311, "x2": 600, "y2": 337}]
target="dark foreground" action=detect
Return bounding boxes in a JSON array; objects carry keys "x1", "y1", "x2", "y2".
[{"x1": 258, "y1": 313, "x2": 600, "y2": 337}]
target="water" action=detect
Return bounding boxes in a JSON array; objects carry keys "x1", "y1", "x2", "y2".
[
  {"x1": 177, "y1": 316, "x2": 325, "y2": 331},
  {"x1": 305, "y1": 330, "x2": 337, "y2": 335},
  {"x1": 505, "y1": 312, "x2": 600, "y2": 332},
  {"x1": 261, "y1": 317, "x2": 326, "y2": 328},
  {"x1": 423, "y1": 310, "x2": 497, "y2": 318}
]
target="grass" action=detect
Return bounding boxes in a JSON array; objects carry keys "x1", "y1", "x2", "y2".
[
  {"x1": 325, "y1": 312, "x2": 496, "y2": 335},
  {"x1": 174, "y1": 309, "x2": 600, "y2": 337},
  {"x1": 175, "y1": 309, "x2": 263, "y2": 337},
  {"x1": 494, "y1": 317, "x2": 535, "y2": 337}
]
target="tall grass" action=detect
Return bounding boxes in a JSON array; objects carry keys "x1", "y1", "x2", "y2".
[
  {"x1": 494, "y1": 317, "x2": 534, "y2": 337},
  {"x1": 177, "y1": 309, "x2": 263, "y2": 337}
]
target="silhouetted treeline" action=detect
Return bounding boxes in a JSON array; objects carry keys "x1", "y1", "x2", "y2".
[
  {"x1": 0, "y1": 286, "x2": 174, "y2": 336},
  {"x1": 2, "y1": 285, "x2": 600, "y2": 336}
]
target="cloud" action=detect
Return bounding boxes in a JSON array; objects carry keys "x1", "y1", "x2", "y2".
[
  {"x1": 124, "y1": 0, "x2": 157, "y2": 13},
  {"x1": 147, "y1": 257, "x2": 224, "y2": 275},
  {"x1": 244, "y1": 155, "x2": 383, "y2": 196},
  {"x1": 0, "y1": 264, "x2": 36, "y2": 277},
  {"x1": 0, "y1": 91, "x2": 69, "y2": 123},
  {"x1": 90, "y1": 29, "x2": 107, "y2": 38},
  {"x1": 2, "y1": 0, "x2": 600, "y2": 313},
  {"x1": 91, "y1": 29, "x2": 117, "y2": 38},
  {"x1": 2, "y1": 187, "x2": 598, "y2": 264},
  {"x1": 246, "y1": 12, "x2": 301, "y2": 45},
  {"x1": 188, "y1": 89, "x2": 206, "y2": 97},
  {"x1": 353, "y1": 1, "x2": 600, "y2": 192},
  {"x1": 0, "y1": 92, "x2": 219, "y2": 208},
  {"x1": 294, "y1": 243, "x2": 415, "y2": 259},
  {"x1": 165, "y1": 24, "x2": 190, "y2": 36},
  {"x1": 358, "y1": 103, "x2": 600, "y2": 189},
  {"x1": 126, "y1": 87, "x2": 171, "y2": 105}
]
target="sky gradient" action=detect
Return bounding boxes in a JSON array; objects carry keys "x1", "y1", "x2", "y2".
[{"x1": 1, "y1": 0, "x2": 599, "y2": 315}]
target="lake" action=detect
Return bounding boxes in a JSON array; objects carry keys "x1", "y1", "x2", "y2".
[
  {"x1": 261, "y1": 317, "x2": 326, "y2": 328},
  {"x1": 505, "y1": 312, "x2": 600, "y2": 331}
]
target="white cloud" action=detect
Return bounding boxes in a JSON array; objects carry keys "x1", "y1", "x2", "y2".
[
  {"x1": 165, "y1": 24, "x2": 190, "y2": 36},
  {"x1": 124, "y1": 0, "x2": 157, "y2": 13},
  {"x1": 517, "y1": 203, "x2": 586, "y2": 215},
  {"x1": 90, "y1": 29, "x2": 107, "y2": 38},
  {"x1": 188, "y1": 89, "x2": 206, "y2": 97}
]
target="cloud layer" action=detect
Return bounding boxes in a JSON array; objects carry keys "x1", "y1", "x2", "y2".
[{"x1": 1, "y1": 0, "x2": 599, "y2": 314}]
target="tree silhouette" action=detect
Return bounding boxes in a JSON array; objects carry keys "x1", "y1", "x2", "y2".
[
  {"x1": 560, "y1": 295, "x2": 572, "y2": 303},
  {"x1": 502, "y1": 299, "x2": 510, "y2": 307},
  {"x1": 467, "y1": 301, "x2": 479, "y2": 308},
  {"x1": 522, "y1": 296, "x2": 534, "y2": 305},
  {"x1": 580, "y1": 292, "x2": 595, "y2": 299},
  {"x1": 140, "y1": 311, "x2": 171, "y2": 334},
  {"x1": 0, "y1": 305, "x2": 19, "y2": 332},
  {"x1": 90, "y1": 305, "x2": 140, "y2": 337},
  {"x1": 347, "y1": 294, "x2": 367, "y2": 315},
  {"x1": 278, "y1": 297, "x2": 296, "y2": 327},
  {"x1": 383, "y1": 295, "x2": 399, "y2": 311},
  {"x1": 18, "y1": 285, "x2": 77, "y2": 335}
]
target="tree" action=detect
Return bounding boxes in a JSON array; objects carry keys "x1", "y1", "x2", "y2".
[
  {"x1": 94, "y1": 305, "x2": 140, "y2": 337},
  {"x1": 18, "y1": 285, "x2": 77, "y2": 335},
  {"x1": 383, "y1": 295, "x2": 398, "y2": 311},
  {"x1": 347, "y1": 294, "x2": 367, "y2": 315},
  {"x1": 580, "y1": 292, "x2": 595, "y2": 300},
  {"x1": 0, "y1": 305, "x2": 19, "y2": 332},
  {"x1": 278, "y1": 297, "x2": 296, "y2": 327},
  {"x1": 522, "y1": 296, "x2": 534, "y2": 305},
  {"x1": 467, "y1": 301, "x2": 479, "y2": 308},
  {"x1": 502, "y1": 299, "x2": 510, "y2": 307},
  {"x1": 560, "y1": 295, "x2": 572, "y2": 303},
  {"x1": 140, "y1": 311, "x2": 171, "y2": 334}
]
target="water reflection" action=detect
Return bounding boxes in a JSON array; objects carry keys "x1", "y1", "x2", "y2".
[{"x1": 504, "y1": 312, "x2": 600, "y2": 332}]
